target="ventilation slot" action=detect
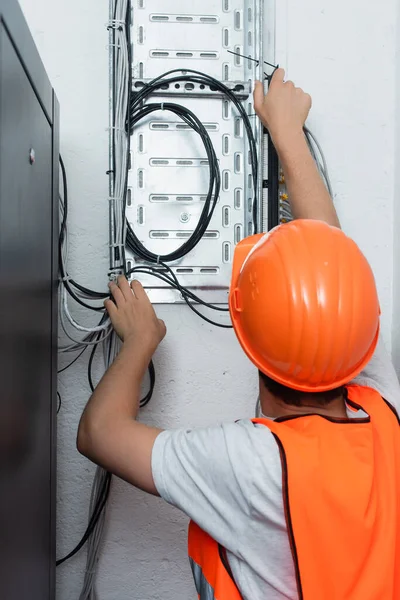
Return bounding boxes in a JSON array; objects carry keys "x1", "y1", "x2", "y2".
[
  {"x1": 248, "y1": 197, "x2": 253, "y2": 213},
  {"x1": 200, "y1": 160, "x2": 209, "y2": 166},
  {"x1": 200, "y1": 16, "x2": 218, "y2": 23},
  {"x1": 223, "y1": 100, "x2": 229, "y2": 119},
  {"x1": 138, "y1": 0, "x2": 144, "y2": 7},
  {"x1": 234, "y1": 117, "x2": 242, "y2": 137},
  {"x1": 234, "y1": 10, "x2": 242, "y2": 30},
  {"x1": 223, "y1": 206, "x2": 230, "y2": 227},
  {"x1": 223, "y1": 135, "x2": 229, "y2": 155},
  {"x1": 176, "y1": 52, "x2": 194, "y2": 58},
  {"x1": 200, "y1": 268, "x2": 218, "y2": 274},
  {"x1": 223, "y1": 170, "x2": 230, "y2": 191},
  {"x1": 138, "y1": 134, "x2": 144, "y2": 153},
  {"x1": 204, "y1": 232, "x2": 219, "y2": 239},
  {"x1": 151, "y1": 195, "x2": 169, "y2": 202},
  {"x1": 223, "y1": 242, "x2": 231, "y2": 263},
  {"x1": 138, "y1": 170, "x2": 144, "y2": 188},
  {"x1": 150, "y1": 231, "x2": 169, "y2": 238},
  {"x1": 127, "y1": 188, "x2": 132, "y2": 207},
  {"x1": 234, "y1": 153, "x2": 242, "y2": 173},
  {"x1": 185, "y1": 83, "x2": 195, "y2": 91},
  {"x1": 200, "y1": 52, "x2": 218, "y2": 59},
  {"x1": 138, "y1": 62, "x2": 144, "y2": 78},
  {"x1": 176, "y1": 16, "x2": 193, "y2": 22},
  {"x1": 176, "y1": 196, "x2": 193, "y2": 202},
  {"x1": 248, "y1": 31, "x2": 252, "y2": 47},
  {"x1": 176, "y1": 232, "x2": 191, "y2": 238},
  {"x1": 248, "y1": 55, "x2": 253, "y2": 69},
  {"x1": 151, "y1": 159, "x2": 169, "y2": 165},
  {"x1": 223, "y1": 0, "x2": 229, "y2": 11},
  {"x1": 248, "y1": 174, "x2": 253, "y2": 189},
  {"x1": 234, "y1": 46, "x2": 241, "y2": 66},
  {"x1": 223, "y1": 28, "x2": 229, "y2": 47},
  {"x1": 234, "y1": 188, "x2": 242, "y2": 209},
  {"x1": 224, "y1": 64, "x2": 229, "y2": 80},
  {"x1": 150, "y1": 15, "x2": 169, "y2": 21},
  {"x1": 126, "y1": 260, "x2": 132, "y2": 272},
  {"x1": 235, "y1": 224, "x2": 243, "y2": 244},
  {"x1": 151, "y1": 123, "x2": 169, "y2": 129},
  {"x1": 176, "y1": 160, "x2": 193, "y2": 166},
  {"x1": 248, "y1": 7, "x2": 252, "y2": 21},
  {"x1": 177, "y1": 267, "x2": 193, "y2": 274},
  {"x1": 248, "y1": 221, "x2": 253, "y2": 235},
  {"x1": 138, "y1": 26, "x2": 144, "y2": 44},
  {"x1": 137, "y1": 206, "x2": 145, "y2": 225},
  {"x1": 151, "y1": 51, "x2": 170, "y2": 57}
]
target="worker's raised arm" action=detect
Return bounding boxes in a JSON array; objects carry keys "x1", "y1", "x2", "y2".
[{"x1": 254, "y1": 69, "x2": 340, "y2": 228}]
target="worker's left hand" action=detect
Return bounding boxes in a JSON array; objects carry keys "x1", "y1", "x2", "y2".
[{"x1": 105, "y1": 276, "x2": 166, "y2": 353}]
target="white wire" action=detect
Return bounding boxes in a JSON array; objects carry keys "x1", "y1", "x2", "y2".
[
  {"x1": 78, "y1": 3, "x2": 129, "y2": 598},
  {"x1": 79, "y1": 332, "x2": 120, "y2": 600},
  {"x1": 62, "y1": 286, "x2": 110, "y2": 333}
]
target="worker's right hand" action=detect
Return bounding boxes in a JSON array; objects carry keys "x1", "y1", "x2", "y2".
[{"x1": 253, "y1": 68, "x2": 312, "y2": 147}]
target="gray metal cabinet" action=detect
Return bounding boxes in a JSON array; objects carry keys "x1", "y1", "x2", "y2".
[{"x1": 0, "y1": 0, "x2": 59, "y2": 598}]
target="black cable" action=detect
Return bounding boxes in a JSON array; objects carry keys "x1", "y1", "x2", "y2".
[
  {"x1": 126, "y1": 102, "x2": 220, "y2": 263},
  {"x1": 59, "y1": 156, "x2": 108, "y2": 309},
  {"x1": 88, "y1": 332, "x2": 101, "y2": 393},
  {"x1": 56, "y1": 471, "x2": 112, "y2": 567},
  {"x1": 58, "y1": 346, "x2": 87, "y2": 374},
  {"x1": 125, "y1": 68, "x2": 259, "y2": 270},
  {"x1": 127, "y1": 264, "x2": 232, "y2": 328},
  {"x1": 57, "y1": 392, "x2": 62, "y2": 415}
]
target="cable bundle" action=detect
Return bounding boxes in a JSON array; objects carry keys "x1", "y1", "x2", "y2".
[{"x1": 125, "y1": 67, "x2": 260, "y2": 267}]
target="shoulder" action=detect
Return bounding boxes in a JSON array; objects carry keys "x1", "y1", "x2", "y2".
[{"x1": 351, "y1": 335, "x2": 400, "y2": 416}]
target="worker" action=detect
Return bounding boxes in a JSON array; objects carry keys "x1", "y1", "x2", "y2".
[{"x1": 77, "y1": 68, "x2": 400, "y2": 599}]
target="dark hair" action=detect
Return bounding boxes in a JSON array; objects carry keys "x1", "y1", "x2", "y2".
[{"x1": 258, "y1": 371, "x2": 344, "y2": 407}]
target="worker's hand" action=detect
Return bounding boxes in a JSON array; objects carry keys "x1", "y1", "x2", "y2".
[
  {"x1": 253, "y1": 68, "x2": 312, "y2": 147},
  {"x1": 105, "y1": 276, "x2": 166, "y2": 354}
]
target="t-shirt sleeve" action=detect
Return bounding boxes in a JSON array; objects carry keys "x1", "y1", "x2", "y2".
[
  {"x1": 151, "y1": 419, "x2": 281, "y2": 555},
  {"x1": 351, "y1": 334, "x2": 400, "y2": 414}
]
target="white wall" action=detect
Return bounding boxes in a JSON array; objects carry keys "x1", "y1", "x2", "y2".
[
  {"x1": 392, "y1": 3, "x2": 400, "y2": 375},
  {"x1": 19, "y1": 0, "x2": 398, "y2": 598}
]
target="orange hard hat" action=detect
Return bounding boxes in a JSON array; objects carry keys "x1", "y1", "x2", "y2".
[{"x1": 229, "y1": 220, "x2": 380, "y2": 392}]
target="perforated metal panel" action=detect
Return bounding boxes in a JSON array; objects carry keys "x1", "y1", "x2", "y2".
[{"x1": 125, "y1": 0, "x2": 265, "y2": 303}]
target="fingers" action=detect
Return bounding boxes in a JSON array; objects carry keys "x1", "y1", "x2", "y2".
[
  {"x1": 253, "y1": 80, "x2": 264, "y2": 111},
  {"x1": 109, "y1": 281, "x2": 125, "y2": 307},
  {"x1": 131, "y1": 279, "x2": 147, "y2": 300},
  {"x1": 271, "y1": 67, "x2": 285, "y2": 84},
  {"x1": 117, "y1": 275, "x2": 133, "y2": 302},
  {"x1": 158, "y1": 319, "x2": 167, "y2": 339},
  {"x1": 104, "y1": 298, "x2": 117, "y2": 319}
]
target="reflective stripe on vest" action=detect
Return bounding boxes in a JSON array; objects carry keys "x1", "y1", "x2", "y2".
[
  {"x1": 190, "y1": 558, "x2": 215, "y2": 600},
  {"x1": 188, "y1": 385, "x2": 400, "y2": 600}
]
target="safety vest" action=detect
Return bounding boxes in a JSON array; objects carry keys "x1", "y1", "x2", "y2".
[{"x1": 188, "y1": 385, "x2": 400, "y2": 599}]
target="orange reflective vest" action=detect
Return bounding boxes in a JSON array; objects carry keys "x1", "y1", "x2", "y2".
[{"x1": 188, "y1": 385, "x2": 400, "y2": 599}]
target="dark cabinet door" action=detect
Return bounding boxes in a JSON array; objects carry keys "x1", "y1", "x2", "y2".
[{"x1": 0, "y1": 20, "x2": 56, "y2": 600}]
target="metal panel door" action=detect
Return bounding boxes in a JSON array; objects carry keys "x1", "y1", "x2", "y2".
[{"x1": 0, "y1": 22, "x2": 55, "y2": 600}]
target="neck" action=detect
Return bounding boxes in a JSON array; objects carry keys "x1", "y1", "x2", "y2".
[{"x1": 259, "y1": 384, "x2": 347, "y2": 420}]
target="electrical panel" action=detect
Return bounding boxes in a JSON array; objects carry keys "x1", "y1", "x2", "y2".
[{"x1": 113, "y1": 0, "x2": 270, "y2": 303}]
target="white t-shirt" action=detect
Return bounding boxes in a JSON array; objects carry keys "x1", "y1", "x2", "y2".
[{"x1": 151, "y1": 336, "x2": 400, "y2": 600}]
